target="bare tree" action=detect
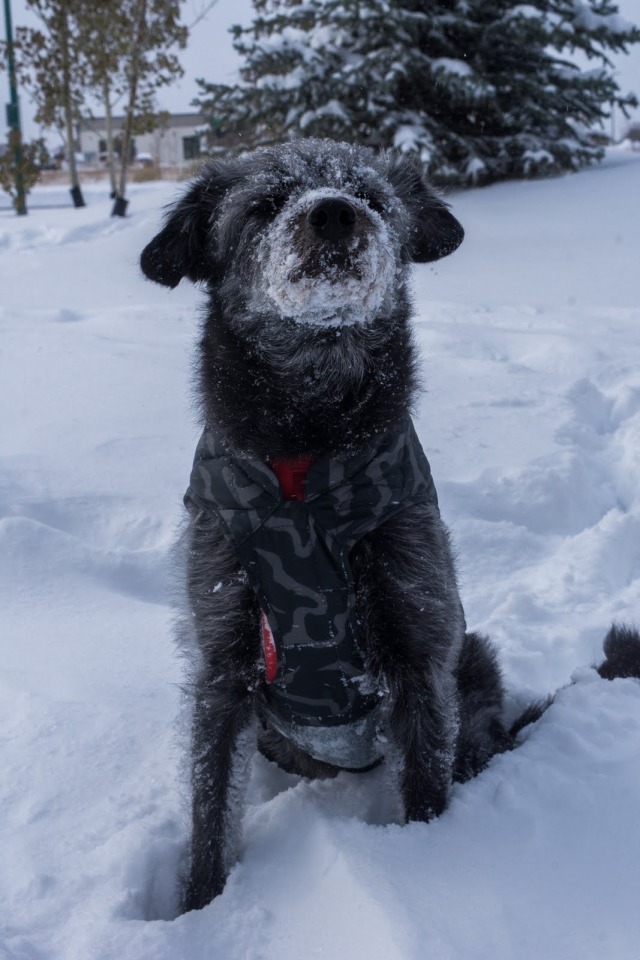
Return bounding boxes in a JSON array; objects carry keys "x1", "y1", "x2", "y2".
[
  {"x1": 79, "y1": 0, "x2": 131, "y2": 197},
  {"x1": 112, "y1": 0, "x2": 187, "y2": 216},
  {"x1": 12, "y1": 0, "x2": 88, "y2": 206},
  {"x1": 5, "y1": 0, "x2": 187, "y2": 214}
]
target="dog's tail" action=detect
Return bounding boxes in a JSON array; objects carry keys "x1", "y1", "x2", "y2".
[
  {"x1": 455, "y1": 623, "x2": 640, "y2": 784},
  {"x1": 594, "y1": 622, "x2": 640, "y2": 680},
  {"x1": 509, "y1": 622, "x2": 640, "y2": 739}
]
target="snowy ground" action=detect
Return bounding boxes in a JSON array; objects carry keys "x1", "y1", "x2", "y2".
[{"x1": 1, "y1": 151, "x2": 640, "y2": 960}]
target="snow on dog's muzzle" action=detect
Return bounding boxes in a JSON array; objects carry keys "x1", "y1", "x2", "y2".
[{"x1": 258, "y1": 188, "x2": 397, "y2": 325}]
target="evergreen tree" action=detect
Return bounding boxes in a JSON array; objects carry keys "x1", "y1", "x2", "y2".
[
  {"x1": 396, "y1": 0, "x2": 640, "y2": 183},
  {"x1": 196, "y1": 0, "x2": 414, "y2": 146},
  {"x1": 196, "y1": 0, "x2": 640, "y2": 184}
]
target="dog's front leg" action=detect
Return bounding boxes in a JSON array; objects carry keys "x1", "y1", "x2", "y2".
[
  {"x1": 181, "y1": 512, "x2": 260, "y2": 911},
  {"x1": 355, "y1": 503, "x2": 465, "y2": 824},
  {"x1": 184, "y1": 675, "x2": 255, "y2": 911},
  {"x1": 387, "y1": 668, "x2": 460, "y2": 822}
]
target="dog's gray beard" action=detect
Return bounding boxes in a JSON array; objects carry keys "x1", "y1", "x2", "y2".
[{"x1": 257, "y1": 191, "x2": 397, "y2": 325}]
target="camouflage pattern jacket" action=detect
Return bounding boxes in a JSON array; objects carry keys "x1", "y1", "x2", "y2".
[{"x1": 185, "y1": 419, "x2": 439, "y2": 768}]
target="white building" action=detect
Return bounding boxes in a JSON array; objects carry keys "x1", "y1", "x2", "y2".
[{"x1": 78, "y1": 112, "x2": 207, "y2": 168}]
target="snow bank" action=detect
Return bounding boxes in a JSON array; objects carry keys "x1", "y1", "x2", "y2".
[{"x1": 1, "y1": 154, "x2": 640, "y2": 959}]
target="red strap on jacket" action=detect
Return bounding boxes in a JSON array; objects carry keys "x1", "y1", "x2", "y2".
[
  {"x1": 260, "y1": 610, "x2": 278, "y2": 684},
  {"x1": 269, "y1": 456, "x2": 315, "y2": 501}
]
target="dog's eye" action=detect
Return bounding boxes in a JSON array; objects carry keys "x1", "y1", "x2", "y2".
[
  {"x1": 249, "y1": 196, "x2": 285, "y2": 218},
  {"x1": 356, "y1": 193, "x2": 385, "y2": 215}
]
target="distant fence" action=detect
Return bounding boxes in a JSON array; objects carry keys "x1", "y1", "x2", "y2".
[{"x1": 37, "y1": 166, "x2": 188, "y2": 186}]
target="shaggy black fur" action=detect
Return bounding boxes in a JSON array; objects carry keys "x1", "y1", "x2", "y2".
[{"x1": 140, "y1": 139, "x2": 640, "y2": 913}]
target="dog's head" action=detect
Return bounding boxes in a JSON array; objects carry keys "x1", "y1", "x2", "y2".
[{"x1": 140, "y1": 140, "x2": 463, "y2": 328}]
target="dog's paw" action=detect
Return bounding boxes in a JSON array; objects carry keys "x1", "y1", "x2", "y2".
[{"x1": 182, "y1": 869, "x2": 227, "y2": 913}]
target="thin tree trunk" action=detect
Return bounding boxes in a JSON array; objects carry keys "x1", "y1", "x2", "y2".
[
  {"x1": 114, "y1": 0, "x2": 147, "y2": 214},
  {"x1": 60, "y1": 3, "x2": 84, "y2": 207},
  {"x1": 103, "y1": 75, "x2": 117, "y2": 198}
]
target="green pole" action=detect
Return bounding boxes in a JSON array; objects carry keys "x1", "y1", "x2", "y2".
[{"x1": 3, "y1": 0, "x2": 27, "y2": 215}]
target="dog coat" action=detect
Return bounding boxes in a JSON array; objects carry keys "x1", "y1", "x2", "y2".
[{"x1": 185, "y1": 418, "x2": 439, "y2": 768}]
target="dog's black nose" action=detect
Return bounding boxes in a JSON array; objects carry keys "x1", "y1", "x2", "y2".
[{"x1": 307, "y1": 198, "x2": 357, "y2": 242}]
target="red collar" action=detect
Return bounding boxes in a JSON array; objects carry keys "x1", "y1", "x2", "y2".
[{"x1": 269, "y1": 457, "x2": 316, "y2": 501}]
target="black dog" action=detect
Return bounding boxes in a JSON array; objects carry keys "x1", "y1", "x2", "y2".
[{"x1": 140, "y1": 139, "x2": 640, "y2": 912}]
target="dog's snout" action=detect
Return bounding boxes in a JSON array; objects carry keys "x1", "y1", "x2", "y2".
[{"x1": 307, "y1": 198, "x2": 357, "y2": 242}]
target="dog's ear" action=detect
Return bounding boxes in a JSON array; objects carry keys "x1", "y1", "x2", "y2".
[
  {"x1": 140, "y1": 162, "x2": 227, "y2": 288},
  {"x1": 386, "y1": 154, "x2": 464, "y2": 263}
]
